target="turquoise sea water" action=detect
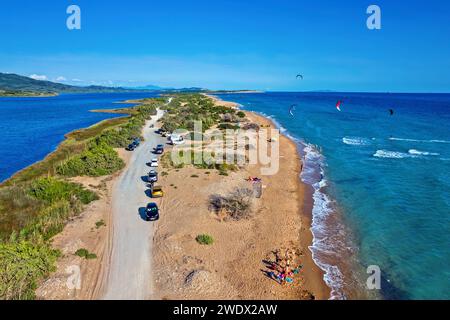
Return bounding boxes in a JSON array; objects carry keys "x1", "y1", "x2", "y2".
[
  {"x1": 0, "y1": 92, "x2": 158, "y2": 183},
  {"x1": 217, "y1": 92, "x2": 450, "y2": 300}
]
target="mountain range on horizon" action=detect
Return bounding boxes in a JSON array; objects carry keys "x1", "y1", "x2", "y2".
[{"x1": 0, "y1": 73, "x2": 207, "y2": 95}]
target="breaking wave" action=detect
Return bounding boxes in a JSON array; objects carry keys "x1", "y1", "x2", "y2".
[
  {"x1": 342, "y1": 137, "x2": 371, "y2": 146},
  {"x1": 389, "y1": 137, "x2": 450, "y2": 144}
]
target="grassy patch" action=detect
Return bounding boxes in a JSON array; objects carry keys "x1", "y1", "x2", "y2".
[
  {"x1": 95, "y1": 220, "x2": 106, "y2": 229},
  {"x1": 196, "y1": 234, "x2": 214, "y2": 245},
  {"x1": 0, "y1": 241, "x2": 59, "y2": 300},
  {"x1": 75, "y1": 248, "x2": 97, "y2": 259},
  {"x1": 236, "y1": 111, "x2": 246, "y2": 118},
  {"x1": 28, "y1": 177, "x2": 98, "y2": 205}
]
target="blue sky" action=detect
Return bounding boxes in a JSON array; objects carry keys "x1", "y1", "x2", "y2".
[{"x1": 1, "y1": 0, "x2": 449, "y2": 92}]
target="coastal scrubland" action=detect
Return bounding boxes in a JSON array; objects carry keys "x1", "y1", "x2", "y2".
[
  {"x1": 0, "y1": 98, "x2": 161, "y2": 299},
  {"x1": 0, "y1": 93, "x2": 242, "y2": 300},
  {"x1": 159, "y1": 94, "x2": 244, "y2": 175}
]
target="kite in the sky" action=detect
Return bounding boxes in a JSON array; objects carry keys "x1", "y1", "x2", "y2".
[
  {"x1": 389, "y1": 109, "x2": 394, "y2": 116},
  {"x1": 336, "y1": 100, "x2": 343, "y2": 112},
  {"x1": 296, "y1": 74, "x2": 303, "y2": 80}
]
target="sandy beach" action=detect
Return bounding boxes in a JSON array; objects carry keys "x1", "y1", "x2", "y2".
[
  {"x1": 36, "y1": 95, "x2": 329, "y2": 300},
  {"x1": 152, "y1": 98, "x2": 329, "y2": 299}
]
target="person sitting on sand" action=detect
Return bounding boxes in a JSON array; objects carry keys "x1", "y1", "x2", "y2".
[{"x1": 277, "y1": 272, "x2": 286, "y2": 284}]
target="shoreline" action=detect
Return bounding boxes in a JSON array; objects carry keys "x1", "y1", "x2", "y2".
[
  {"x1": 246, "y1": 112, "x2": 331, "y2": 299},
  {"x1": 213, "y1": 97, "x2": 332, "y2": 299}
]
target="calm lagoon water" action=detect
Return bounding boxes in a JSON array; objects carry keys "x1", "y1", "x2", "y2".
[
  {"x1": 0, "y1": 92, "x2": 159, "y2": 182},
  {"x1": 217, "y1": 92, "x2": 450, "y2": 300}
]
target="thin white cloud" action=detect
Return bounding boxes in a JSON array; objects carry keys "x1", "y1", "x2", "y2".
[
  {"x1": 55, "y1": 76, "x2": 67, "y2": 82},
  {"x1": 29, "y1": 74, "x2": 48, "y2": 81},
  {"x1": 71, "y1": 78, "x2": 83, "y2": 82}
]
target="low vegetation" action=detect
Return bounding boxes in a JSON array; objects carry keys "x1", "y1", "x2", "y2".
[
  {"x1": 0, "y1": 96, "x2": 164, "y2": 300},
  {"x1": 95, "y1": 219, "x2": 106, "y2": 229},
  {"x1": 160, "y1": 94, "x2": 240, "y2": 133},
  {"x1": 161, "y1": 149, "x2": 239, "y2": 174},
  {"x1": 196, "y1": 234, "x2": 214, "y2": 245},
  {"x1": 158, "y1": 94, "x2": 247, "y2": 176},
  {"x1": 75, "y1": 248, "x2": 97, "y2": 260},
  {"x1": 209, "y1": 188, "x2": 254, "y2": 221},
  {"x1": 0, "y1": 241, "x2": 59, "y2": 300}
]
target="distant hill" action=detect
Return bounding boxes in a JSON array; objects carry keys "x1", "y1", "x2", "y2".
[
  {"x1": 128, "y1": 84, "x2": 206, "y2": 93},
  {"x1": 0, "y1": 73, "x2": 134, "y2": 95},
  {"x1": 131, "y1": 84, "x2": 167, "y2": 91}
]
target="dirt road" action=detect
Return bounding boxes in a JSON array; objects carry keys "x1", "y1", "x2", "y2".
[{"x1": 102, "y1": 109, "x2": 165, "y2": 299}]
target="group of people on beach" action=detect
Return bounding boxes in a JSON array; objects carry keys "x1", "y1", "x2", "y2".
[{"x1": 267, "y1": 249, "x2": 303, "y2": 285}]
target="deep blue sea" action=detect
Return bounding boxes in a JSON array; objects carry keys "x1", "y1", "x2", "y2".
[
  {"x1": 0, "y1": 92, "x2": 159, "y2": 182},
  {"x1": 217, "y1": 92, "x2": 450, "y2": 300}
]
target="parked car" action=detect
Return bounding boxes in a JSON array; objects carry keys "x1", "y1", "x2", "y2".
[
  {"x1": 126, "y1": 143, "x2": 136, "y2": 151},
  {"x1": 132, "y1": 138, "x2": 140, "y2": 147},
  {"x1": 150, "y1": 158, "x2": 158, "y2": 167},
  {"x1": 148, "y1": 170, "x2": 158, "y2": 183},
  {"x1": 145, "y1": 203, "x2": 159, "y2": 221},
  {"x1": 150, "y1": 185, "x2": 163, "y2": 198},
  {"x1": 154, "y1": 144, "x2": 164, "y2": 154},
  {"x1": 170, "y1": 134, "x2": 185, "y2": 145}
]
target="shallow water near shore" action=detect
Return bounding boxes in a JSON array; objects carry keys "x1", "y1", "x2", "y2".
[
  {"x1": 0, "y1": 92, "x2": 159, "y2": 183},
  {"x1": 217, "y1": 92, "x2": 450, "y2": 300}
]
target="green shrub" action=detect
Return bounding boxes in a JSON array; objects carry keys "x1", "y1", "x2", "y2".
[
  {"x1": 19, "y1": 200, "x2": 71, "y2": 241},
  {"x1": 28, "y1": 177, "x2": 98, "y2": 205},
  {"x1": 75, "y1": 248, "x2": 97, "y2": 259},
  {"x1": 57, "y1": 141, "x2": 124, "y2": 177},
  {"x1": 236, "y1": 111, "x2": 246, "y2": 118},
  {"x1": 218, "y1": 123, "x2": 239, "y2": 130},
  {"x1": 0, "y1": 241, "x2": 59, "y2": 300},
  {"x1": 196, "y1": 234, "x2": 214, "y2": 245},
  {"x1": 95, "y1": 220, "x2": 106, "y2": 229}
]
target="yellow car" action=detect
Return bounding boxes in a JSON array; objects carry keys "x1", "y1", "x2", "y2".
[{"x1": 150, "y1": 185, "x2": 164, "y2": 198}]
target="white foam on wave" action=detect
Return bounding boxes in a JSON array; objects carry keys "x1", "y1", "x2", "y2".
[
  {"x1": 266, "y1": 114, "x2": 288, "y2": 134},
  {"x1": 389, "y1": 137, "x2": 450, "y2": 144},
  {"x1": 373, "y1": 150, "x2": 411, "y2": 159},
  {"x1": 342, "y1": 137, "x2": 371, "y2": 146},
  {"x1": 373, "y1": 149, "x2": 441, "y2": 159},
  {"x1": 301, "y1": 143, "x2": 347, "y2": 300},
  {"x1": 408, "y1": 149, "x2": 440, "y2": 156}
]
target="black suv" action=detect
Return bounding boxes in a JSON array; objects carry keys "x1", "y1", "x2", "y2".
[
  {"x1": 126, "y1": 138, "x2": 141, "y2": 151},
  {"x1": 145, "y1": 203, "x2": 159, "y2": 221}
]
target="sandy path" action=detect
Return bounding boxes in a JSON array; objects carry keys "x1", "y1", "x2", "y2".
[{"x1": 102, "y1": 109, "x2": 165, "y2": 300}]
